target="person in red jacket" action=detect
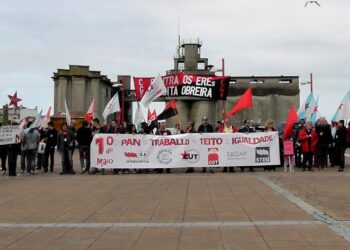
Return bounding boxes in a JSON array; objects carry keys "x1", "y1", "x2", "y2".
[{"x1": 298, "y1": 122, "x2": 318, "y2": 171}]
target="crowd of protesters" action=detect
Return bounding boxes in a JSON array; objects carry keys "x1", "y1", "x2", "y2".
[{"x1": 0, "y1": 116, "x2": 349, "y2": 177}]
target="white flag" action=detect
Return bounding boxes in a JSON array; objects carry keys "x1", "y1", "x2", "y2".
[
  {"x1": 332, "y1": 91, "x2": 350, "y2": 121},
  {"x1": 103, "y1": 93, "x2": 120, "y2": 121},
  {"x1": 24, "y1": 110, "x2": 42, "y2": 133},
  {"x1": 65, "y1": 99, "x2": 71, "y2": 126},
  {"x1": 39, "y1": 106, "x2": 51, "y2": 129},
  {"x1": 140, "y1": 74, "x2": 166, "y2": 107},
  {"x1": 134, "y1": 102, "x2": 145, "y2": 132},
  {"x1": 31, "y1": 110, "x2": 43, "y2": 128}
]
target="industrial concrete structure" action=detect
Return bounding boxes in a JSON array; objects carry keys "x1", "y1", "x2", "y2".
[
  {"x1": 165, "y1": 40, "x2": 300, "y2": 128},
  {"x1": 53, "y1": 65, "x2": 114, "y2": 118},
  {"x1": 52, "y1": 41, "x2": 299, "y2": 128},
  {"x1": 53, "y1": 65, "x2": 133, "y2": 123}
]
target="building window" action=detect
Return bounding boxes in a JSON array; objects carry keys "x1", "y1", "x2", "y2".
[
  {"x1": 250, "y1": 79, "x2": 264, "y2": 84},
  {"x1": 229, "y1": 80, "x2": 236, "y2": 84},
  {"x1": 178, "y1": 62, "x2": 184, "y2": 71},
  {"x1": 279, "y1": 79, "x2": 292, "y2": 84},
  {"x1": 198, "y1": 62, "x2": 205, "y2": 70}
]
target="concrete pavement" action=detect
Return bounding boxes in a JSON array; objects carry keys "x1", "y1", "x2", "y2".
[{"x1": 0, "y1": 153, "x2": 349, "y2": 249}]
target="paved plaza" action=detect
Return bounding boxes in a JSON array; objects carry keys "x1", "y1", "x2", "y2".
[{"x1": 0, "y1": 154, "x2": 349, "y2": 249}]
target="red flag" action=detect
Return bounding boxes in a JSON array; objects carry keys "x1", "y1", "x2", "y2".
[
  {"x1": 228, "y1": 87, "x2": 253, "y2": 117},
  {"x1": 147, "y1": 108, "x2": 152, "y2": 123},
  {"x1": 150, "y1": 109, "x2": 157, "y2": 122},
  {"x1": 147, "y1": 108, "x2": 157, "y2": 123},
  {"x1": 85, "y1": 99, "x2": 95, "y2": 122},
  {"x1": 157, "y1": 99, "x2": 178, "y2": 120},
  {"x1": 283, "y1": 107, "x2": 298, "y2": 140}
]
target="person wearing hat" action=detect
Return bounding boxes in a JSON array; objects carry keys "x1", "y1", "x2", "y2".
[{"x1": 197, "y1": 116, "x2": 214, "y2": 173}]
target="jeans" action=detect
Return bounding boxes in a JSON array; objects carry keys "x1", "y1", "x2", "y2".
[
  {"x1": 79, "y1": 145, "x2": 90, "y2": 171},
  {"x1": 44, "y1": 147, "x2": 55, "y2": 171},
  {"x1": 26, "y1": 149, "x2": 37, "y2": 172},
  {"x1": 37, "y1": 153, "x2": 45, "y2": 169},
  {"x1": 61, "y1": 148, "x2": 73, "y2": 173}
]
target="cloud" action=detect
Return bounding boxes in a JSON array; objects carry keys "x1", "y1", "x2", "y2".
[{"x1": 0, "y1": 0, "x2": 349, "y2": 120}]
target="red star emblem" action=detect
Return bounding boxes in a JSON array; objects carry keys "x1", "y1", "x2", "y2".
[
  {"x1": 181, "y1": 151, "x2": 190, "y2": 160},
  {"x1": 8, "y1": 91, "x2": 22, "y2": 108}
]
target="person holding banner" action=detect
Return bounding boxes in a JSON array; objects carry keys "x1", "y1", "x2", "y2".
[
  {"x1": 264, "y1": 120, "x2": 277, "y2": 172},
  {"x1": 197, "y1": 116, "x2": 215, "y2": 173},
  {"x1": 299, "y1": 122, "x2": 318, "y2": 171},
  {"x1": 107, "y1": 121, "x2": 118, "y2": 134},
  {"x1": 239, "y1": 119, "x2": 255, "y2": 172},
  {"x1": 185, "y1": 121, "x2": 197, "y2": 173},
  {"x1": 220, "y1": 119, "x2": 237, "y2": 173},
  {"x1": 91, "y1": 118, "x2": 107, "y2": 174},
  {"x1": 155, "y1": 121, "x2": 172, "y2": 173},
  {"x1": 0, "y1": 143, "x2": 7, "y2": 173},
  {"x1": 57, "y1": 123, "x2": 75, "y2": 175},
  {"x1": 7, "y1": 122, "x2": 21, "y2": 176},
  {"x1": 77, "y1": 121, "x2": 93, "y2": 174}
]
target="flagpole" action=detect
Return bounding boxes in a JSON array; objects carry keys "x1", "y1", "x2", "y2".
[{"x1": 176, "y1": 99, "x2": 181, "y2": 127}]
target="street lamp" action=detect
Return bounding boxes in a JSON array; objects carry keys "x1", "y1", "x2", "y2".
[{"x1": 300, "y1": 73, "x2": 313, "y2": 93}]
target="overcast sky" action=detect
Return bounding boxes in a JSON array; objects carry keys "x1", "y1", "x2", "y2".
[{"x1": 1, "y1": 0, "x2": 349, "y2": 120}]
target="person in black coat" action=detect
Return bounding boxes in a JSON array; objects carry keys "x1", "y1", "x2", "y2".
[
  {"x1": 239, "y1": 119, "x2": 255, "y2": 172},
  {"x1": 76, "y1": 121, "x2": 93, "y2": 174},
  {"x1": 293, "y1": 119, "x2": 305, "y2": 168},
  {"x1": 315, "y1": 117, "x2": 333, "y2": 169},
  {"x1": 44, "y1": 122, "x2": 57, "y2": 172},
  {"x1": 0, "y1": 144, "x2": 7, "y2": 173},
  {"x1": 7, "y1": 142, "x2": 20, "y2": 176},
  {"x1": 197, "y1": 116, "x2": 214, "y2": 173},
  {"x1": 57, "y1": 123, "x2": 75, "y2": 175},
  {"x1": 334, "y1": 120, "x2": 348, "y2": 172}
]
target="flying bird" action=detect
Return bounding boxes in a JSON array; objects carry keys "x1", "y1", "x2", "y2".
[{"x1": 305, "y1": 1, "x2": 321, "y2": 7}]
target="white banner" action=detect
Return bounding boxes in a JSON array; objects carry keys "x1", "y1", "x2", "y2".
[
  {"x1": 91, "y1": 132, "x2": 280, "y2": 169},
  {"x1": 0, "y1": 126, "x2": 21, "y2": 145}
]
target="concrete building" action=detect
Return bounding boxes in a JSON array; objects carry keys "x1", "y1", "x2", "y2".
[
  {"x1": 53, "y1": 65, "x2": 114, "y2": 118},
  {"x1": 165, "y1": 40, "x2": 300, "y2": 128},
  {"x1": 53, "y1": 65, "x2": 134, "y2": 124},
  {"x1": 52, "y1": 41, "x2": 299, "y2": 128}
]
